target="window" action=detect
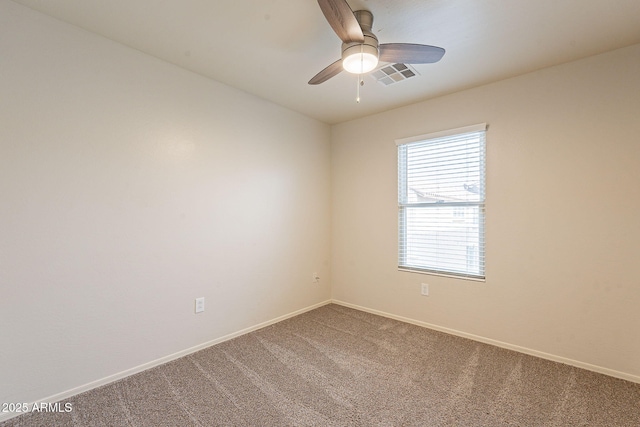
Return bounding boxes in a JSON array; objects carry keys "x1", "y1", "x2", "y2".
[{"x1": 397, "y1": 124, "x2": 486, "y2": 280}]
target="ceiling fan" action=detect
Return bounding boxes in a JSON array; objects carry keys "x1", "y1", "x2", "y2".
[{"x1": 309, "y1": 0, "x2": 446, "y2": 85}]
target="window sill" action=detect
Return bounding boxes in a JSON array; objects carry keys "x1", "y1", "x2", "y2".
[{"x1": 398, "y1": 267, "x2": 485, "y2": 282}]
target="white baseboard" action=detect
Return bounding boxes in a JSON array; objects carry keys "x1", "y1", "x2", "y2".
[
  {"x1": 331, "y1": 299, "x2": 640, "y2": 385},
  {"x1": 0, "y1": 300, "x2": 332, "y2": 423}
]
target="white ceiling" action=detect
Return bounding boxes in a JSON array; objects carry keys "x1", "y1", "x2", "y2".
[{"x1": 12, "y1": 0, "x2": 640, "y2": 124}]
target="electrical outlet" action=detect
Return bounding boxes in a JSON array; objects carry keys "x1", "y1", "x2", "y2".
[
  {"x1": 312, "y1": 272, "x2": 320, "y2": 283},
  {"x1": 421, "y1": 283, "x2": 429, "y2": 296},
  {"x1": 195, "y1": 297, "x2": 205, "y2": 313}
]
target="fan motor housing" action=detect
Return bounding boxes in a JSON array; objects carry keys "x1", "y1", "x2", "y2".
[{"x1": 341, "y1": 33, "x2": 379, "y2": 62}]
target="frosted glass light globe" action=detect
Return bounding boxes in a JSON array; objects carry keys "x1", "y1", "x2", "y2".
[{"x1": 342, "y1": 52, "x2": 379, "y2": 74}]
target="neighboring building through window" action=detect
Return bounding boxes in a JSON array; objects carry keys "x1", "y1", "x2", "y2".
[{"x1": 397, "y1": 124, "x2": 486, "y2": 280}]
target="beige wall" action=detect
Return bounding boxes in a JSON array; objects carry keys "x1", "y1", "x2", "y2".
[
  {"x1": 0, "y1": 0, "x2": 331, "y2": 408},
  {"x1": 331, "y1": 43, "x2": 640, "y2": 381}
]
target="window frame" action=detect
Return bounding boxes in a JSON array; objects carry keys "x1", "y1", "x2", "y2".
[{"x1": 396, "y1": 123, "x2": 487, "y2": 281}]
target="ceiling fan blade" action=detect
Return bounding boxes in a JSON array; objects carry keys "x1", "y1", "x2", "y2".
[
  {"x1": 317, "y1": 0, "x2": 364, "y2": 43},
  {"x1": 309, "y1": 59, "x2": 343, "y2": 85},
  {"x1": 379, "y1": 43, "x2": 445, "y2": 64}
]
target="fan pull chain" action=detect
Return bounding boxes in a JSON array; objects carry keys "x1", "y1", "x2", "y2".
[
  {"x1": 356, "y1": 75, "x2": 365, "y2": 103},
  {"x1": 356, "y1": 44, "x2": 364, "y2": 103}
]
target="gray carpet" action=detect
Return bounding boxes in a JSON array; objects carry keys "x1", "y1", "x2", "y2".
[{"x1": 3, "y1": 304, "x2": 640, "y2": 426}]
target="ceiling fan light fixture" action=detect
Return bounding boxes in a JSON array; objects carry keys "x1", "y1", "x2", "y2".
[
  {"x1": 342, "y1": 49, "x2": 378, "y2": 74},
  {"x1": 341, "y1": 33, "x2": 379, "y2": 74}
]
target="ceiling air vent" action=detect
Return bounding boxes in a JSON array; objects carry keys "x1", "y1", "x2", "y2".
[{"x1": 370, "y1": 63, "x2": 420, "y2": 86}]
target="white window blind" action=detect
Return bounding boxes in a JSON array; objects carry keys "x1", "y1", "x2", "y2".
[{"x1": 397, "y1": 124, "x2": 486, "y2": 279}]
